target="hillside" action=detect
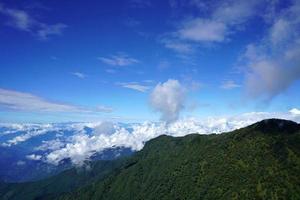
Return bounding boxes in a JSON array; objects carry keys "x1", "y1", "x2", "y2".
[
  {"x1": 1, "y1": 119, "x2": 300, "y2": 200},
  {"x1": 0, "y1": 159, "x2": 125, "y2": 200},
  {"x1": 58, "y1": 119, "x2": 300, "y2": 200}
]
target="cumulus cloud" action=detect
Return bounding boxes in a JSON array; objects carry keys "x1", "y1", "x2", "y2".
[
  {"x1": 0, "y1": 4, "x2": 66, "y2": 39},
  {"x1": 243, "y1": 1, "x2": 300, "y2": 101},
  {"x1": 150, "y1": 79, "x2": 186, "y2": 123},
  {"x1": 98, "y1": 54, "x2": 139, "y2": 66},
  {"x1": 290, "y1": 108, "x2": 300, "y2": 115}
]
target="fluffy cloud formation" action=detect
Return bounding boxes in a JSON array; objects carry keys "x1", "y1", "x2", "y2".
[
  {"x1": 243, "y1": 0, "x2": 300, "y2": 100},
  {"x1": 290, "y1": 108, "x2": 300, "y2": 115},
  {"x1": 0, "y1": 88, "x2": 113, "y2": 114},
  {"x1": 150, "y1": 79, "x2": 186, "y2": 123},
  {"x1": 98, "y1": 54, "x2": 139, "y2": 66},
  {"x1": 1, "y1": 109, "x2": 298, "y2": 166},
  {"x1": 0, "y1": 4, "x2": 66, "y2": 39}
]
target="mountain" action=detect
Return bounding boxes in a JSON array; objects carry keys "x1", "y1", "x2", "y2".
[
  {"x1": 1, "y1": 119, "x2": 300, "y2": 200},
  {"x1": 0, "y1": 159, "x2": 127, "y2": 200}
]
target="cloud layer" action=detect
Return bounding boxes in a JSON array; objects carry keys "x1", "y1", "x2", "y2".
[{"x1": 2, "y1": 109, "x2": 300, "y2": 166}]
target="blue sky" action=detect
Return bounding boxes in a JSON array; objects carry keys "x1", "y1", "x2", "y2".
[{"x1": 0, "y1": 0, "x2": 299, "y2": 123}]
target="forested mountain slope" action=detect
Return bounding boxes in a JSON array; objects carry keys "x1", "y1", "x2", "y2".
[
  {"x1": 59, "y1": 119, "x2": 300, "y2": 200},
  {"x1": 1, "y1": 119, "x2": 300, "y2": 200}
]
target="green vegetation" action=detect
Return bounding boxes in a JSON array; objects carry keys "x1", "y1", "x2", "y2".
[
  {"x1": 0, "y1": 159, "x2": 125, "y2": 200},
  {"x1": 1, "y1": 119, "x2": 300, "y2": 200}
]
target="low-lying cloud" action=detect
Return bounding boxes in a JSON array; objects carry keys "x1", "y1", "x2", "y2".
[{"x1": 2, "y1": 109, "x2": 300, "y2": 166}]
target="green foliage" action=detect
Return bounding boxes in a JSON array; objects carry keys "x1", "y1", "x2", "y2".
[
  {"x1": 1, "y1": 119, "x2": 300, "y2": 200},
  {"x1": 0, "y1": 159, "x2": 125, "y2": 200}
]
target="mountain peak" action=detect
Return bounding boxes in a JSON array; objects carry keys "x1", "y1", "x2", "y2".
[{"x1": 250, "y1": 118, "x2": 300, "y2": 134}]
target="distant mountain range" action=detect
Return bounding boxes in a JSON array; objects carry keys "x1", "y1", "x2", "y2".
[{"x1": 0, "y1": 119, "x2": 299, "y2": 199}]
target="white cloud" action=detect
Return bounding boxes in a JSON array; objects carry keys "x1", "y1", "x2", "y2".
[
  {"x1": 243, "y1": 1, "x2": 300, "y2": 101},
  {"x1": 163, "y1": 0, "x2": 263, "y2": 52},
  {"x1": 221, "y1": 80, "x2": 241, "y2": 89},
  {"x1": 35, "y1": 139, "x2": 66, "y2": 151},
  {"x1": 37, "y1": 23, "x2": 67, "y2": 40},
  {"x1": 2, "y1": 109, "x2": 299, "y2": 166},
  {"x1": 150, "y1": 79, "x2": 186, "y2": 123},
  {"x1": 27, "y1": 109, "x2": 299, "y2": 166},
  {"x1": 0, "y1": 88, "x2": 84, "y2": 113},
  {"x1": 290, "y1": 108, "x2": 300, "y2": 115},
  {"x1": 270, "y1": 19, "x2": 291, "y2": 45},
  {"x1": 0, "y1": 88, "x2": 113, "y2": 114},
  {"x1": 212, "y1": 0, "x2": 260, "y2": 25},
  {"x1": 26, "y1": 154, "x2": 42, "y2": 161},
  {"x1": 71, "y1": 72, "x2": 86, "y2": 79},
  {"x1": 117, "y1": 82, "x2": 150, "y2": 92},
  {"x1": 2, "y1": 124, "x2": 55, "y2": 146},
  {"x1": 1, "y1": 122, "x2": 100, "y2": 147},
  {"x1": 98, "y1": 54, "x2": 139, "y2": 66},
  {"x1": 0, "y1": 4, "x2": 66, "y2": 39},
  {"x1": 0, "y1": 5, "x2": 32, "y2": 31},
  {"x1": 178, "y1": 19, "x2": 227, "y2": 42}
]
